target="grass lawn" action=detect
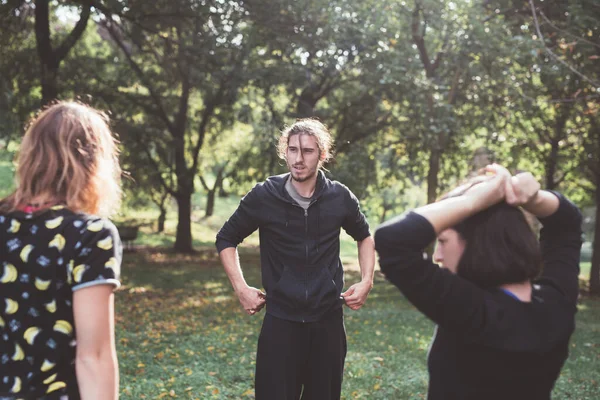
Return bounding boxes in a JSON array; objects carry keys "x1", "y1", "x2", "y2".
[
  {"x1": 116, "y1": 248, "x2": 600, "y2": 399},
  {"x1": 113, "y1": 193, "x2": 600, "y2": 399}
]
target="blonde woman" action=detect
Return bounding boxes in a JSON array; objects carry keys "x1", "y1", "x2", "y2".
[{"x1": 0, "y1": 101, "x2": 121, "y2": 399}]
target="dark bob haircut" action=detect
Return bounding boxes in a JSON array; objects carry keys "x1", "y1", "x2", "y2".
[{"x1": 442, "y1": 176, "x2": 542, "y2": 288}]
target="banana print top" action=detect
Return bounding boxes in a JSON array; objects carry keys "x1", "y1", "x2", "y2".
[{"x1": 0, "y1": 205, "x2": 121, "y2": 399}]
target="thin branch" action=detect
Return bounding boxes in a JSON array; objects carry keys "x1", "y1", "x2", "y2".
[
  {"x1": 199, "y1": 176, "x2": 210, "y2": 191},
  {"x1": 190, "y1": 89, "x2": 221, "y2": 173},
  {"x1": 515, "y1": 90, "x2": 600, "y2": 104},
  {"x1": 430, "y1": 30, "x2": 450, "y2": 73},
  {"x1": 89, "y1": 0, "x2": 216, "y2": 65},
  {"x1": 529, "y1": 0, "x2": 600, "y2": 88},
  {"x1": 581, "y1": 183, "x2": 595, "y2": 196},
  {"x1": 554, "y1": 163, "x2": 579, "y2": 187},
  {"x1": 173, "y1": 25, "x2": 191, "y2": 139},
  {"x1": 539, "y1": 10, "x2": 600, "y2": 50},
  {"x1": 1, "y1": 0, "x2": 27, "y2": 15},
  {"x1": 483, "y1": 6, "x2": 522, "y2": 23},
  {"x1": 54, "y1": 2, "x2": 91, "y2": 61},
  {"x1": 412, "y1": 3, "x2": 433, "y2": 78},
  {"x1": 102, "y1": 20, "x2": 175, "y2": 133},
  {"x1": 140, "y1": 144, "x2": 176, "y2": 196},
  {"x1": 447, "y1": 67, "x2": 463, "y2": 105}
]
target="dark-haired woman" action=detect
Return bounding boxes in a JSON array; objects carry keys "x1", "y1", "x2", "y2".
[{"x1": 374, "y1": 164, "x2": 582, "y2": 400}]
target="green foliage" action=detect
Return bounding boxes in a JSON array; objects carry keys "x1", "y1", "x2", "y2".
[
  {"x1": 0, "y1": 2, "x2": 39, "y2": 139},
  {"x1": 2, "y1": 0, "x2": 600, "y2": 288},
  {"x1": 0, "y1": 160, "x2": 15, "y2": 198}
]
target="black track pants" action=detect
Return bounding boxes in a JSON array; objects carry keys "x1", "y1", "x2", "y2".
[{"x1": 255, "y1": 309, "x2": 347, "y2": 400}]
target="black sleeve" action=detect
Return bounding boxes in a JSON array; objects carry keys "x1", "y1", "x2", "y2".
[
  {"x1": 342, "y1": 188, "x2": 371, "y2": 241},
  {"x1": 69, "y1": 218, "x2": 122, "y2": 291},
  {"x1": 215, "y1": 185, "x2": 262, "y2": 253},
  {"x1": 536, "y1": 192, "x2": 583, "y2": 305},
  {"x1": 375, "y1": 212, "x2": 488, "y2": 332}
]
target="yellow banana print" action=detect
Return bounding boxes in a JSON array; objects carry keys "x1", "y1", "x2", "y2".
[
  {"x1": 12, "y1": 344, "x2": 24, "y2": 361},
  {"x1": 43, "y1": 373, "x2": 57, "y2": 384},
  {"x1": 45, "y1": 216, "x2": 64, "y2": 229},
  {"x1": 34, "y1": 278, "x2": 51, "y2": 291},
  {"x1": 72, "y1": 264, "x2": 87, "y2": 283},
  {"x1": 67, "y1": 260, "x2": 74, "y2": 285},
  {"x1": 53, "y1": 320, "x2": 73, "y2": 335},
  {"x1": 10, "y1": 377, "x2": 21, "y2": 393},
  {"x1": 0, "y1": 315, "x2": 4, "y2": 327},
  {"x1": 1, "y1": 263, "x2": 18, "y2": 283},
  {"x1": 8, "y1": 219, "x2": 20, "y2": 233},
  {"x1": 24, "y1": 327, "x2": 40, "y2": 345},
  {"x1": 97, "y1": 235, "x2": 113, "y2": 250},
  {"x1": 87, "y1": 220, "x2": 104, "y2": 232},
  {"x1": 48, "y1": 234, "x2": 66, "y2": 251},
  {"x1": 46, "y1": 381, "x2": 66, "y2": 393},
  {"x1": 50, "y1": 205, "x2": 64, "y2": 211},
  {"x1": 45, "y1": 300, "x2": 57, "y2": 313},
  {"x1": 41, "y1": 359, "x2": 55, "y2": 372},
  {"x1": 5, "y1": 298, "x2": 18, "y2": 314},
  {"x1": 105, "y1": 257, "x2": 120, "y2": 276},
  {"x1": 20, "y1": 245, "x2": 33, "y2": 262}
]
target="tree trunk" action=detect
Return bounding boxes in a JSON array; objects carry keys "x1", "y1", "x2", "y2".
[
  {"x1": 157, "y1": 206, "x2": 166, "y2": 233},
  {"x1": 35, "y1": 0, "x2": 58, "y2": 105},
  {"x1": 205, "y1": 189, "x2": 216, "y2": 218},
  {"x1": 296, "y1": 89, "x2": 318, "y2": 118},
  {"x1": 427, "y1": 148, "x2": 441, "y2": 204},
  {"x1": 34, "y1": 0, "x2": 90, "y2": 106},
  {"x1": 545, "y1": 139, "x2": 559, "y2": 190},
  {"x1": 380, "y1": 206, "x2": 390, "y2": 224},
  {"x1": 204, "y1": 166, "x2": 227, "y2": 217},
  {"x1": 40, "y1": 65, "x2": 59, "y2": 106},
  {"x1": 174, "y1": 192, "x2": 194, "y2": 253},
  {"x1": 173, "y1": 122, "x2": 192, "y2": 252},
  {"x1": 588, "y1": 116, "x2": 600, "y2": 295},
  {"x1": 590, "y1": 175, "x2": 600, "y2": 295}
]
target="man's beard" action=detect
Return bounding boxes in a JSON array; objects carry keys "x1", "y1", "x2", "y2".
[
  {"x1": 290, "y1": 165, "x2": 317, "y2": 183},
  {"x1": 291, "y1": 173, "x2": 310, "y2": 183}
]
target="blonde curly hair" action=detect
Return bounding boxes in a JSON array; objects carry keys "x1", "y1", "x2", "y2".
[{"x1": 277, "y1": 118, "x2": 334, "y2": 167}]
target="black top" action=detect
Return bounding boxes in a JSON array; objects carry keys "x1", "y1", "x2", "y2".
[
  {"x1": 0, "y1": 206, "x2": 121, "y2": 399},
  {"x1": 374, "y1": 193, "x2": 582, "y2": 400},
  {"x1": 216, "y1": 171, "x2": 371, "y2": 322}
]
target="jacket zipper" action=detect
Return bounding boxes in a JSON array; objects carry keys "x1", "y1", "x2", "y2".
[
  {"x1": 289, "y1": 200, "x2": 317, "y2": 323},
  {"x1": 304, "y1": 209, "x2": 309, "y2": 264},
  {"x1": 304, "y1": 208, "x2": 309, "y2": 305}
]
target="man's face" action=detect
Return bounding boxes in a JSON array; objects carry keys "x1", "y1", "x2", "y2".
[
  {"x1": 433, "y1": 228, "x2": 466, "y2": 274},
  {"x1": 286, "y1": 133, "x2": 320, "y2": 183}
]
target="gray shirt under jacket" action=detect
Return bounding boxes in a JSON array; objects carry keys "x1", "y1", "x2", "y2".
[{"x1": 285, "y1": 176, "x2": 312, "y2": 210}]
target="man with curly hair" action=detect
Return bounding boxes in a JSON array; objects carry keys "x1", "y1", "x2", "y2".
[{"x1": 216, "y1": 119, "x2": 375, "y2": 400}]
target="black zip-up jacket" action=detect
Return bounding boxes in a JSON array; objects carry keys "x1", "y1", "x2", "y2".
[{"x1": 216, "y1": 171, "x2": 370, "y2": 322}]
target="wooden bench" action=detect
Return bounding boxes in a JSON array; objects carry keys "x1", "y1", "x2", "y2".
[{"x1": 116, "y1": 225, "x2": 139, "y2": 251}]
